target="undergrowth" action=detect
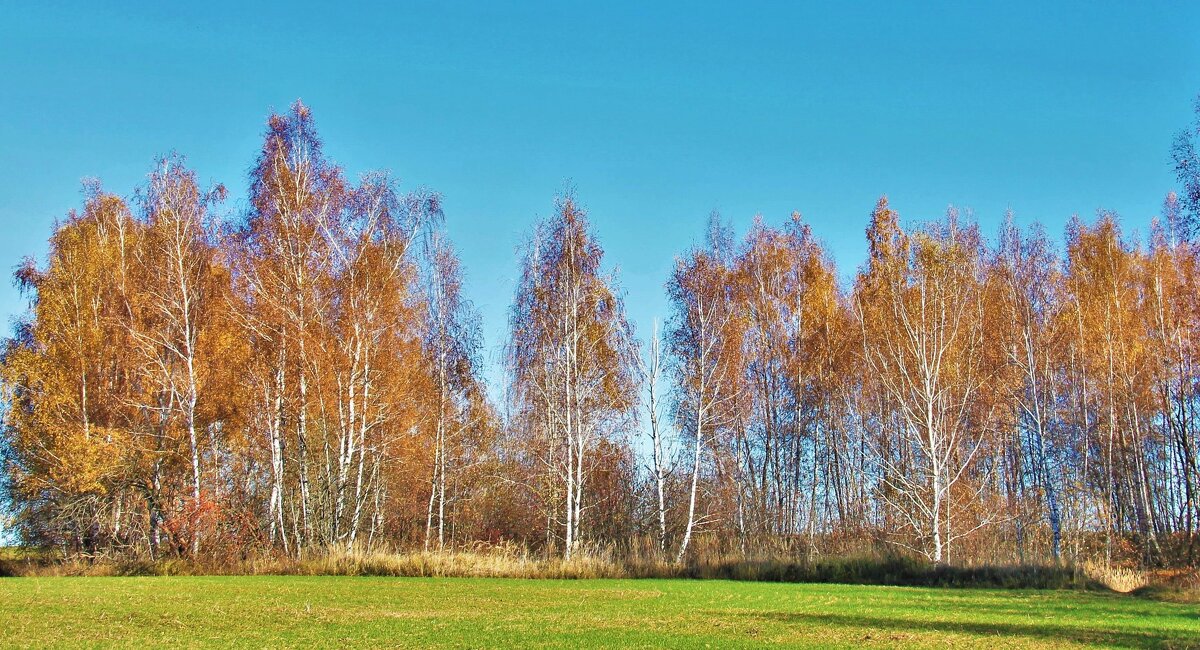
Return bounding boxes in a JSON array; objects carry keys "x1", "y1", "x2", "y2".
[
  {"x1": 5, "y1": 542, "x2": 1171, "y2": 594},
  {"x1": 6, "y1": 538, "x2": 1197, "y2": 601}
]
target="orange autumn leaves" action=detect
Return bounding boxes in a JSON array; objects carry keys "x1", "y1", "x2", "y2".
[
  {"x1": 506, "y1": 195, "x2": 639, "y2": 558},
  {"x1": 2, "y1": 103, "x2": 489, "y2": 556},
  {"x1": 3, "y1": 100, "x2": 1199, "y2": 567},
  {"x1": 663, "y1": 198, "x2": 1199, "y2": 564}
]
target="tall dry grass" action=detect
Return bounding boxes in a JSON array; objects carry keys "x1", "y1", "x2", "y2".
[
  {"x1": 1, "y1": 540, "x2": 1106, "y2": 590},
  {"x1": 1082, "y1": 561, "x2": 1150, "y2": 593},
  {"x1": 5, "y1": 534, "x2": 1196, "y2": 596}
]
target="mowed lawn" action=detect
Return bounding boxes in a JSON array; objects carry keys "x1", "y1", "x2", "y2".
[{"x1": 1, "y1": 576, "x2": 1197, "y2": 648}]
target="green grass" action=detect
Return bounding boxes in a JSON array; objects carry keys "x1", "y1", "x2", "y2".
[{"x1": 1, "y1": 576, "x2": 1197, "y2": 648}]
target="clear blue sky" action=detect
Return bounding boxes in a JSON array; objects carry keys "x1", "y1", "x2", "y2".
[{"x1": 2, "y1": 1, "x2": 1198, "y2": 396}]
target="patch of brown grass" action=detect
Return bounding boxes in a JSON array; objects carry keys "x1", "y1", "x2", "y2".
[{"x1": 1082, "y1": 561, "x2": 1150, "y2": 593}]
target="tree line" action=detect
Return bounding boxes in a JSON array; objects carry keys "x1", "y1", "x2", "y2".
[{"x1": 3, "y1": 98, "x2": 1200, "y2": 567}]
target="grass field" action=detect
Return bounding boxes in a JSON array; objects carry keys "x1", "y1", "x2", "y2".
[{"x1": 1, "y1": 576, "x2": 1197, "y2": 648}]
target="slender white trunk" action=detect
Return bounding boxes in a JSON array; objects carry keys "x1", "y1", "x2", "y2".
[{"x1": 677, "y1": 403, "x2": 704, "y2": 563}]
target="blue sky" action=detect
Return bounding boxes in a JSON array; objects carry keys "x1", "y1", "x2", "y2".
[{"x1": 2, "y1": 1, "x2": 1198, "y2": 396}]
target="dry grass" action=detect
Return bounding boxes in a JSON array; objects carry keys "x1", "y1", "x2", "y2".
[
  {"x1": 0, "y1": 542, "x2": 644, "y2": 579},
  {"x1": 255, "y1": 543, "x2": 641, "y2": 579},
  {"x1": 0, "y1": 542, "x2": 1100, "y2": 590},
  {"x1": 1079, "y1": 560, "x2": 1200, "y2": 602},
  {"x1": 5, "y1": 537, "x2": 1197, "y2": 597},
  {"x1": 1133, "y1": 568, "x2": 1200, "y2": 603},
  {"x1": 1083, "y1": 560, "x2": 1150, "y2": 593}
]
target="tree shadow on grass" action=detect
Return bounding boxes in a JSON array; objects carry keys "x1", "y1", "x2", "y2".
[{"x1": 741, "y1": 610, "x2": 1198, "y2": 648}]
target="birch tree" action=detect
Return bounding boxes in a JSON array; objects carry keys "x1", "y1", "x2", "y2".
[
  {"x1": 854, "y1": 199, "x2": 998, "y2": 562},
  {"x1": 636, "y1": 320, "x2": 671, "y2": 553},
  {"x1": 667, "y1": 214, "x2": 745, "y2": 561},
  {"x1": 507, "y1": 193, "x2": 638, "y2": 559},
  {"x1": 134, "y1": 156, "x2": 227, "y2": 554},
  {"x1": 993, "y1": 216, "x2": 1069, "y2": 559}
]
